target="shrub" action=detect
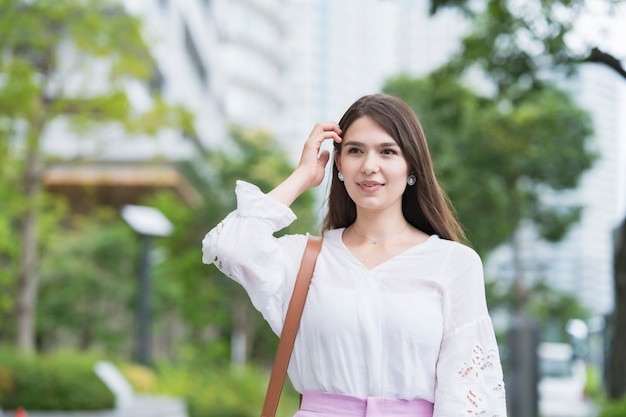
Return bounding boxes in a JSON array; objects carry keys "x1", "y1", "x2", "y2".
[
  {"x1": 153, "y1": 364, "x2": 300, "y2": 417},
  {"x1": 0, "y1": 348, "x2": 115, "y2": 411},
  {"x1": 599, "y1": 395, "x2": 626, "y2": 417}
]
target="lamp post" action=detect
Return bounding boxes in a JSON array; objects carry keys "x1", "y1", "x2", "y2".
[{"x1": 121, "y1": 204, "x2": 173, "y2": 366}]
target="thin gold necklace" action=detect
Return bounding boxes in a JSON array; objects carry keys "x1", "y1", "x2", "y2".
[{"x1": 350, "y1": 222, "x2": 409, "y2": 245}]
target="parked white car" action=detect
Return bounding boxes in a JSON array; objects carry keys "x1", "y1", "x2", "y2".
[{"x1": 537, "y1": 342, "x2": 592, "y2": 417}]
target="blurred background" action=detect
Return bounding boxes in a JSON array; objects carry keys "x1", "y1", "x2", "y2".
[{"x1": 0, "y1": 0, "x2": 625, "y2": 416}]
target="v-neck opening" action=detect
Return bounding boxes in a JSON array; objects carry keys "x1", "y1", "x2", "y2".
[{"x1": 336, "y1": 229, "x2": 438, "y2": 271}]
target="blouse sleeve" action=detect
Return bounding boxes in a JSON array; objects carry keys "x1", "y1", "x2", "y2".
[
  {"x1": 201, "y1": 180, "x2": 309, "y2": 335},
  {"x1": 433, "y1": 246, "x2": 507, "y2": 417}
]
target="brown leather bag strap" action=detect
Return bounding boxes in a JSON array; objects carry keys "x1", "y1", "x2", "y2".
[{"x1": 260, "y1": 236, "x2": 322, "y2": 417}]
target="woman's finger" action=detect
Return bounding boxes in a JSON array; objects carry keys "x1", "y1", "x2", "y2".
[
  {"x1": 310, "y1": 122, "x2": 342, "y2": 143},
  {"x1": 318, "y1": 149, "x2": 330, "y2": 168}
]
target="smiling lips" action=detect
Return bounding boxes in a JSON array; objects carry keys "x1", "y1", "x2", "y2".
[{"x1": 358, "y1": 181, "x2": 384, "y2": 192}]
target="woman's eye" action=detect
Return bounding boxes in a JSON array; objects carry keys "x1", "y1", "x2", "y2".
[
  {"x1": 347, "y1": 147, "x2": 362, "y2": 154},
  {"x1": 382, "y1": 149, "x2": 397, "y2": 155}
]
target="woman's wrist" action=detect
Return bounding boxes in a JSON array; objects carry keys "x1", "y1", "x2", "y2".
[{"x1": 268, "y1": 169, "x2": 313, "y2": 207}]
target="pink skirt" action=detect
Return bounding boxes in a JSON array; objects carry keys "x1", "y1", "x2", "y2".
[{"x1": 294, "y1": 390, "x2": 434, "y2": 417}]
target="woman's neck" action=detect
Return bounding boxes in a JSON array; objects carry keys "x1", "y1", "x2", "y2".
[{"x1": 350, "y1": 212, "x2": 409, "y2": 245}]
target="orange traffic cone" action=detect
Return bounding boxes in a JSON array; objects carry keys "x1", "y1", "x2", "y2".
[{"x1": 15, "y1": 406, "x2": 28, "y2": 417}]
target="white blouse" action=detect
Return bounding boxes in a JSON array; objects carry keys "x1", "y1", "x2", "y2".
[{"x1": 202, "y1": 181, "x2": 507, "y2": 417}]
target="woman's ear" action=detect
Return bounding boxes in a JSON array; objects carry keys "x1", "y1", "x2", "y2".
[{"x1": 334, "y1": 152, "x2": 342, "y2": 172}]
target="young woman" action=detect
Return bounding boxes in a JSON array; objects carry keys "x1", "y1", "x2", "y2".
[{"x1": 202, "y1": 94, "x2": 507, "y2": 417}]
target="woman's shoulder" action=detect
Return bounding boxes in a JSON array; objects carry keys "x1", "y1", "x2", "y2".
[
  {"x1": 425, "y1": 236, "x2": 484, "y2": 283},
  {"x1": 321, "y1": 228, "x2": 344, "y2": 240},
  {"x1": 424, "y1": 235, "x2": 482, "y2": 262},
  {"x1": 318, "y1": 227, "x2": 348, "y2": 250}
]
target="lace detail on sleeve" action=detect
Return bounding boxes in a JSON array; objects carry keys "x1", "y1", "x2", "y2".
[
  {"x1": 202, "y1": 217, "x2": 227, "y2": 270},
  {"x1": 458, "y1": 344, "x2": 506, "y2": 416}
]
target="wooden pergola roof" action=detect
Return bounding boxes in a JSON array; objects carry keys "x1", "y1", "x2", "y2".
[{"x1": 44, "y1": 163, "x2": 202, "y2": 209}]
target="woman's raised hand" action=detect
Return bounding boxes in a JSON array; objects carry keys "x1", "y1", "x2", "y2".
[
  {"x1": 268, "y1": 122, "x2": 342, "y2": 207},
  {"x1": 297, "y1": 122, "x2": 343, "y2": 187}
]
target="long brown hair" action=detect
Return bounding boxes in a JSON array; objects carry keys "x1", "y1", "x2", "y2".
[{"x1": 321, "y1": 94, "x2": 466, "y2": 243}]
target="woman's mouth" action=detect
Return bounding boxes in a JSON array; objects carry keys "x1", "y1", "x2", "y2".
[{"x1": 358, "y1": 181, "x2": 383, "y2": 192}]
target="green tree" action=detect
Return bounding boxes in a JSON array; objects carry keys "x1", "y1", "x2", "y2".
[
  {"x1": 528, "y1": 281, "x2": 592, "y2": 342},
  {"x1": 0, "y1": 152, "x2": 72, "y2": 345},
  {"x1": 147, "y1": 127, "x2": 319, "y2": 366},
  {"x1": 485, "y1": 278, "x2": 592, "y2": 342},
  {"x1": 384, "y1": 74, "x2": 595, "y2": 264},
  {"x1": 430, "y1": 0, "x2": 626, "y2": 91},
  {"x1": 0, "y1": 0, "x2": 192, "y2": 352},
  {"x1": 37, "y1": 207, "x2": 137, "y2": 354},
  {"x1": 427, "y1": 0, "x2": 626, "y2": 400},
  {"x1": 0, "y1": 147, "x2": 21, "y2": 332}
]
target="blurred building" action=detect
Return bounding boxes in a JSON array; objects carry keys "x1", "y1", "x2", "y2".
[
  {"x1": 42, "y1": 0, "x2": 468, "y2": 206},
  {"x1": 277, "y1": 0, "x2": 394, "y2": 159},
  {"x1": 43, "y1": 0, "x2": 290, "y2": 208},
  {"x1": 277, "y1": 0, "x2": 468, "y2": 161},
  {"x1": 551, "y1": 64, "x2": 625, "y2": 315}
]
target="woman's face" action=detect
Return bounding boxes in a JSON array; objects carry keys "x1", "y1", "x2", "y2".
[{"x1": 335, "y1": 116, "x2": 410, "y2": 215}]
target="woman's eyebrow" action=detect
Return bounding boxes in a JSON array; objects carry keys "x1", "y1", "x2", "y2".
[
  {"x1": 379, "y1": 142, "x2": 400, "y2": 148},
  {"x1": 343, "y1": 140, "x2": 399, "y2": 148},
  {"x1": 342, "y1": 140, "x2": 364, "y2": 147}
]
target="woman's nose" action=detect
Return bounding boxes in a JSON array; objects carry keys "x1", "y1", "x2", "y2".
[{"x1": 361, "y1": 152, "x2": 380, "y2": 174}]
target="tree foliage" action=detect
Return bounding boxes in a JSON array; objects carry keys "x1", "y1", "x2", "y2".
[
  {"x1": 431, "y1": 0, "x2": 626, "y2": 89},
  {"x1": 0, "y1": 0, "x2": 192, "y2": 352},
  {"x1": 6, "y1": 125, "x2": 318, "y2": 368},
  {"x1": 486, "y1": 278, "x2": 591, "y2": 342},
  {"x1": 426, "y1": 0, "x2": 626, "y2": 398},
  {"x1": 0, "y1": 154, "x2": 21, "y2": 326},
  {"x1": 384, "y1": 73, "x2": 595, "y2": 257},
  {"x1": 37, "y1": 207, "x2": 138, "y2": 354}
]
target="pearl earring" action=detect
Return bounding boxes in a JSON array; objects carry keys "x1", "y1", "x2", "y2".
[
  {"x1": 407, "y1": 175, "x2": 416, "y2": 186},
  {"x1": 338, "y1": 171, "x2": 345, "y2": 181}
]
